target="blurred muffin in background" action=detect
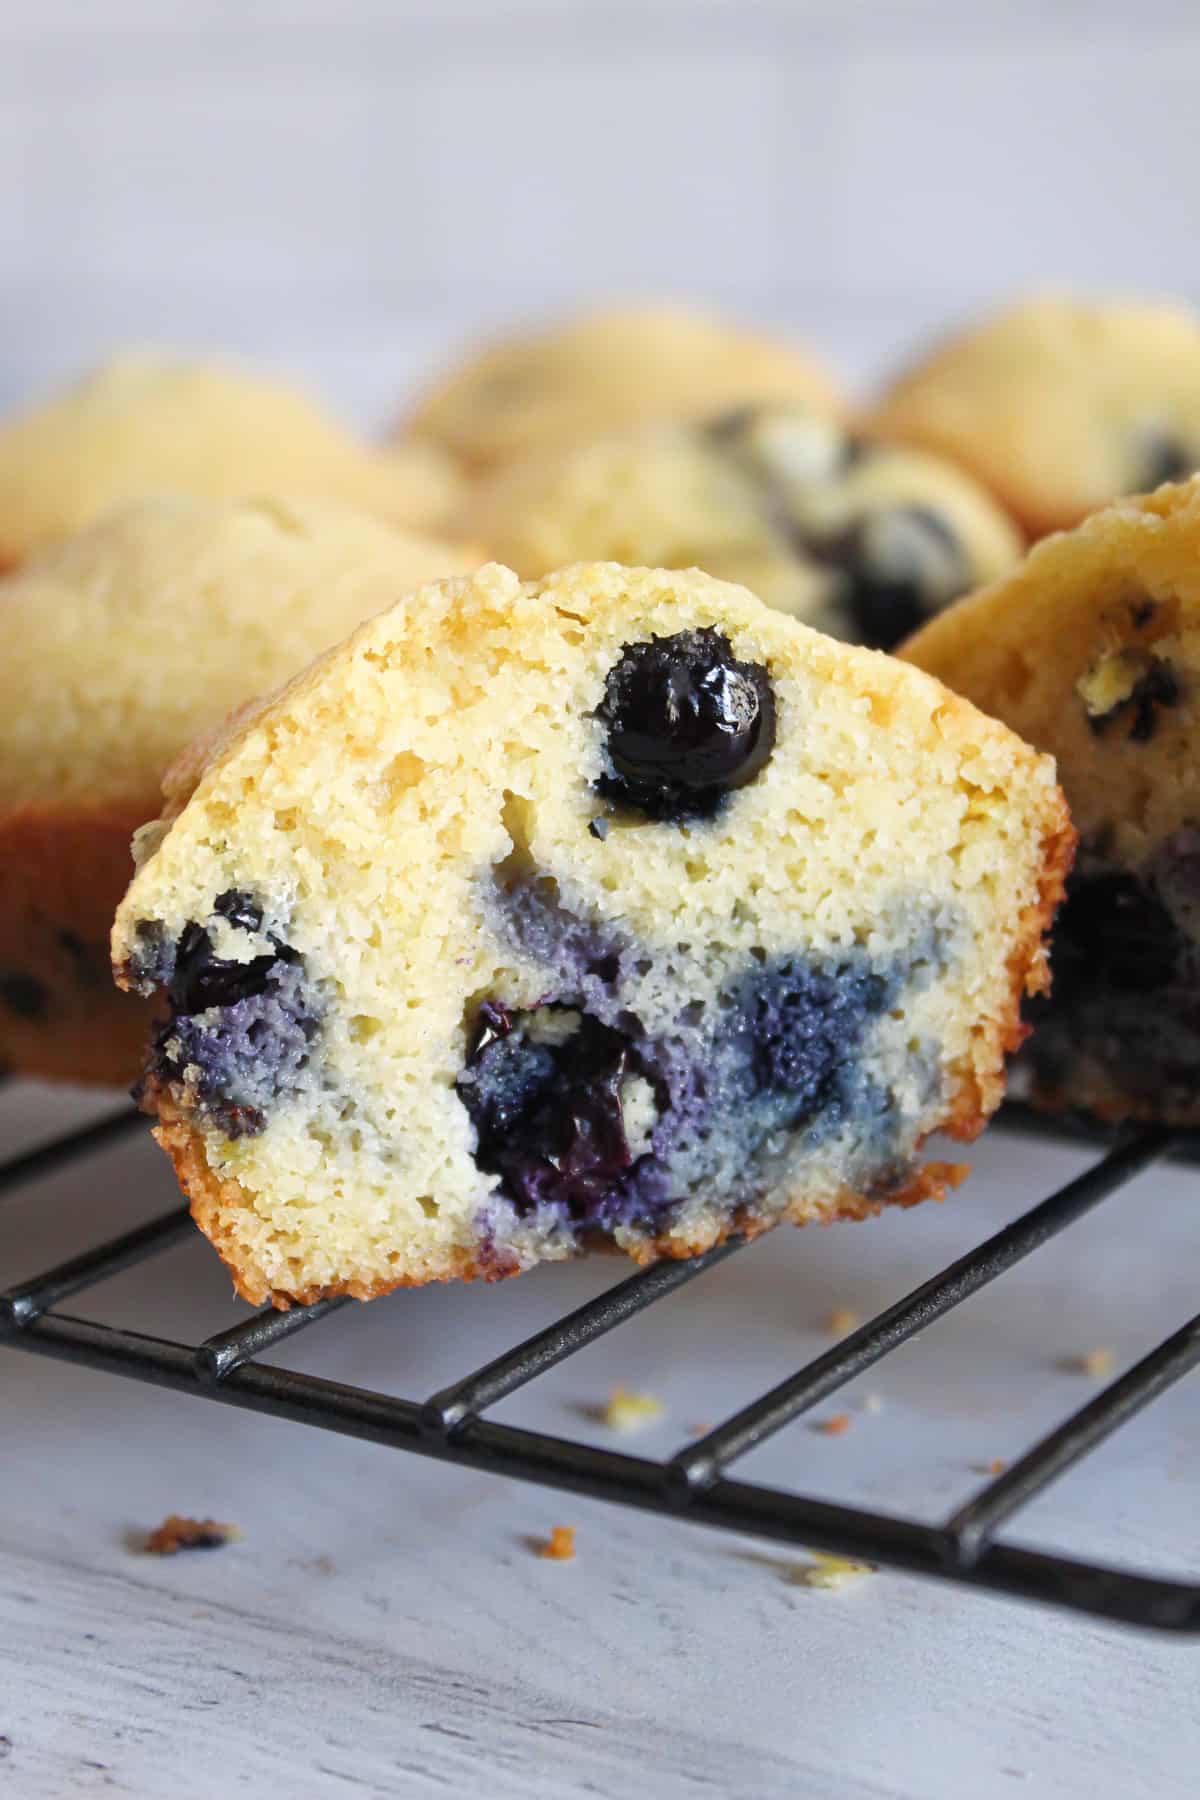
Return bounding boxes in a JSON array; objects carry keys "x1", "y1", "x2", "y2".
[
  {"x1": 0, "y1": 495, "x2": 481, "y2": 1085},
  {"x1": 398, "y1": 303, "x2": 844, "y2": 474},
  {"x1": 902, "y1": 475, "x2": 1200, "y2": 1125},
  {"x1": 0, "y1": 353, "x2": 466, "y2": 571},
  {"x1": 463, "y1": 405, "x2": 1021, "y2": 648},
  {"x1": 870, "y1": 295, "x2": 1200, "y2": 539}
]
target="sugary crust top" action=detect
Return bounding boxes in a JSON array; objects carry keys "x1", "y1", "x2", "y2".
[
  {"x1": 871, "y1": 295, "x2": 1200, "y2": 536},
  {"x1": 0, "y1": 495, "x2": 480, "y2": 815},
  {"x1": 401, "y1": 305, "x2": 845, "y2": 471},
  {"x1": 0, "y1": 353, "x2": 465, "y2": 564}
]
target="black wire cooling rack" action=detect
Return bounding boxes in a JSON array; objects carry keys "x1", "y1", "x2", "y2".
[{"x1": 2, "y1": 1094, "x2": 1199, "y2": 1635}]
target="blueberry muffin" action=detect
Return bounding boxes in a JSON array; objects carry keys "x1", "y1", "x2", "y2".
[
  {"x1": 903, "y1": 476, "x2": 1200, "y2": 1124},
  {"x1": 463, "y1": 407, "x2": 1022, "y2": 650},
  {"x1": 871, "y1": 296, "x2": 1200, "y2": 540},
  {"x1": 0, "y1": 497, "x2": 480, "y2": 1085},
  {"x1": 112, "y1": 561, "x2": 1071, "y2": 1305},
  {"x1": 399, "y1": 305, "x2": 844, "y2": 474},
  {"x1": 0, "y1": 353, "x2": 466, "y2": 571}
]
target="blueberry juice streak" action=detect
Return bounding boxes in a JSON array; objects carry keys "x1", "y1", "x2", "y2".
[{"x1": 129, "y1": 890, "x2": 321, "y2": 1137}]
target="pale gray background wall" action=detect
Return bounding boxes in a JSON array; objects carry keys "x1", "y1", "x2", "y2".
[{"x1": 3, "y1": 0, "x2": 1199, "y2": 425}]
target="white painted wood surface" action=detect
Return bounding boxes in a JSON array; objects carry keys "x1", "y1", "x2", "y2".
[{"x1": 2, "y1": 1080, "x2": 1198, "y2": 1798}]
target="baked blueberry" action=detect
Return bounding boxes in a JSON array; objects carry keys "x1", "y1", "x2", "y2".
[
  {"x1": 595, "y1": 628, "x2": 776, "y2": 821},
  {"x1": 458, "y1": 1003, "x2": 657, "y2": 1221},
  {"x1": 1151, "y1": 828, "x2": 1200, "y2": 943},
  {"x1": 1136, "y1": 426, "x2": 1195, "y2": 490},
  {"x1": 140, "y1": 901, "x2": 320, "y2": 1138},
  {"x1": 1077, "y1": 647, "x2": 1182, "y2": 742},
  {"x1": 463, "y1": 407, "x2": 1020, "y2": 646},
  {"x1": 167, "y1": 922, "x2": 284, "y2": 1014},
  {"x1": 213, "y1": 889, "x2": 265, "y2": 933},
  {"x1": 872, "y1": 296, "x2": 1200, "y2": 538},
  {"x1": 810, "y1": 507, "x2": 968, "y2": 650}
]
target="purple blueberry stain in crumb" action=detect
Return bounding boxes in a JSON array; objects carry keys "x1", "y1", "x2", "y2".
[
  {"x1": 456, "y1": 928, "x2": 919, "y2": 1239},
  {"x1": 594, "y1": 629, "x2": 776, "y2": 823},
  {"x1": 136, "y1": 894, "x2": 321, "y2": 1137},
  {"x1": 732, "y1": 956, "x2": 892, "y2": 1129},
  {"x1": 486, "y1": 871, "x2": 633, "y2": 1016},
  {"x1": 457, "y1": 1003, "x2": 660, "y2": 1229}
]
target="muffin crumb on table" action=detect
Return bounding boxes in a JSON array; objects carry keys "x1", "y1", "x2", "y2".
[
  {"x1": 794, "y1": 1552, "x2": 874, "y2": 1591},
  {"x1": 538, "y1": 1527, "x2": 577, "y2": 1562},
  {"x1": 143, "y1": 1514, "x2": 242, "y2": 1555}
]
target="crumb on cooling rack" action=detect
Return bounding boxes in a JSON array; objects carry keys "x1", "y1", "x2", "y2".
[
  {"x1": 825, "y1": 1307, "x2": 861, "y2": 1336},
  {"x1": 688, "y1": 1421, "x2": 714, "y2": 1437},
  {"x1": 1070, "y1": 1346, "x2": 1116, "y2": 1378},
  {"x1": 601, "y1": 1386, "x2": 665, "y2": 1433},
  {"x1": 795, "y1": 1551, "x2": 874, "y2": 1591},
  {"x1": 539, "y1": 1526, "x2": 576, "y2": 1561},
  {"x1": 143, "y1": 1514, "x2": 242, "y2": 1555},
  {"x1": 814, "y1": 1411, "x2": 852, "y2": 1437},
  {"x1": 974, "y1": 1457, "x2": 1008, "y2": 1476}
]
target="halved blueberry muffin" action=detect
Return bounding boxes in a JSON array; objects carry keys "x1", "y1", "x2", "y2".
[{"x1": 113, "y1": 561, "x2": 1071, "y2": 1304}]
